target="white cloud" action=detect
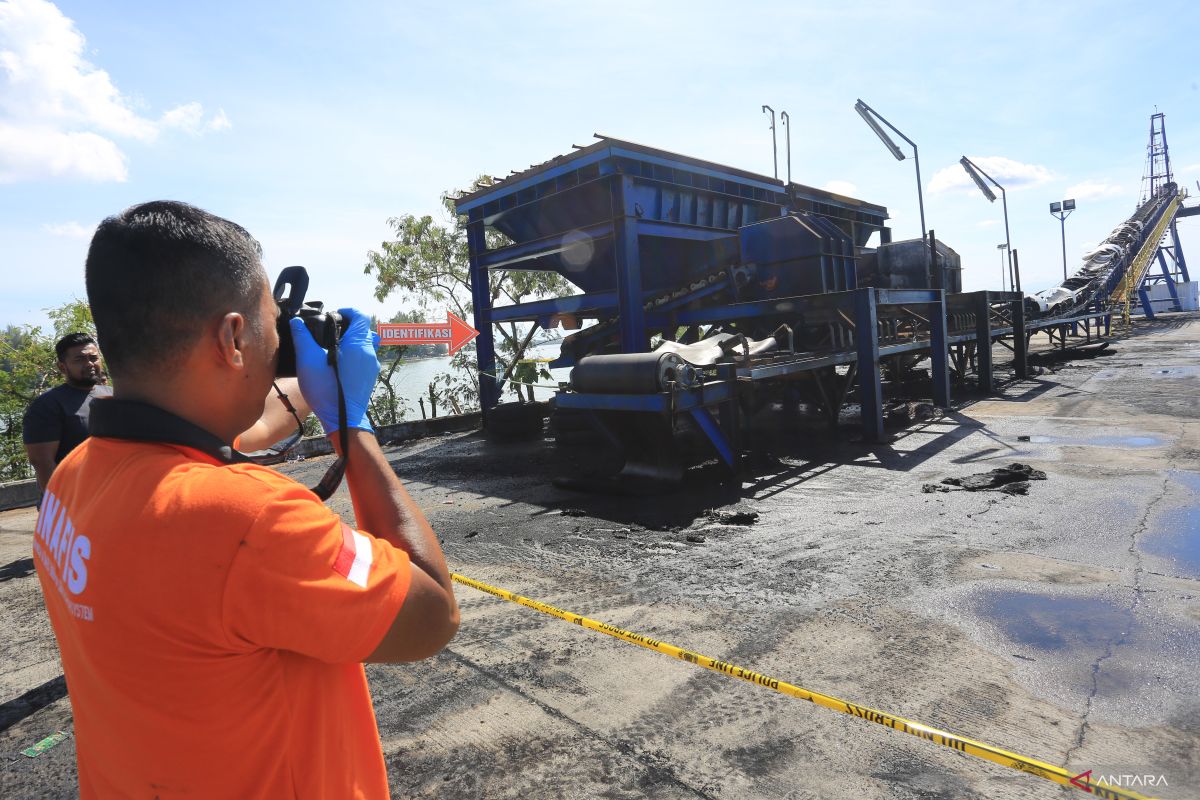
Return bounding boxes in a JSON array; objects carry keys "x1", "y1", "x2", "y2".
[
  {"x1": 929, "y1": 156, "x2": 1054, "y2": 194},
  {"x1": 0, "y1": 0, "x2": 230, "y2": 183},
  {"x1": 160, "y1": 102, "x2": 204, "y2": 134},
  {"x1": 1179, "y1": 162, "x2": 1200, "y2": 173},
  {"x1": 822, "y1": 180, "x2": 858, "y2": 196},
  {"x1": 42, "y1": 220, "x2": 94, "y2": 239},
  {"x1": 975, "y1": 219, "x2": 999, "y2": 228},
  {"x1": 207, "y1": 108, "x2": 232, "y2": 132},
  {"x1": 159, "y1": 102, "x2": 232, "y2": 136},
  {"x1": 0, "y1": 122, "x2": 126, "y2": 182},
  {"x1": 1063, "y1": 179, "x2": 1125, "y2": 200}
]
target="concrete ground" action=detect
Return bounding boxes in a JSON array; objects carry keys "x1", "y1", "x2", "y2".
[{"x1": 2, "y1": 313, "x2": 1198, "y2": 799}]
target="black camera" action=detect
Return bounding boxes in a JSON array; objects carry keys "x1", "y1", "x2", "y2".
[{"x1": 273, "y1": 266, "x2": 349, "y2": 377}]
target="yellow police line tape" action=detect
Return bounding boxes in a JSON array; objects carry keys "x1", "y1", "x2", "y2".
[{"x1": 451, "y1": 573, "x2": 1158, "y2": 800}]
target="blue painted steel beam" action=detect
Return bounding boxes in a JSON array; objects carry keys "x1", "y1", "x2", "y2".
[
  {"x1": 873, "y1": 289, "x2": 941, "y2": 305},
  {"x1": 605, "y1": 144, "x2": 787, "y2": 196},
  {"x1": 929, "y1": 292, "x2": 951, "y2": 407},
  {"x1": 456, "y1": 148, "x2": 615, "y2": 215},
  {"x1": 664, "y1": 288, "x2": 945, "y2": 328},
  {"x1": 612, "y1": 175, "x2": 647, "y2": 352},
  {"x1": 665, "y1": 297, "x2": 815, "y2": 326},
  {"x1": 491, "y1": 291, "x2": 619, "y2": 323},
  {"x1": 689, "y1": 407, "x2": 736, "y2": 468},
  {"x1": 1170, "y1": 219, "x2": 1189, "y2": 282},
  {"x1": 1010, "y1": 298, "x2": 1028, "y2": 379},
  {"x1": 974, "y1": 293, "x2": 994, "y2": 394},
  {"x1": 478, "y1": 222, "x2": 614, "y2": 270},
  {"x1": 456, "y1": 139, "x2": 792, "y2": 218},
  {"x1": 854, "y1": 289, "x2": 884, "y2": 442},
  {"x1": 1138, "y1": 287, "x2": 1155, "y2": 319},
  {"x1": 1157, "y1": 252, "x2": 1182, "y2": 311},
  {"x1": 633, "y1": 220, "x2": 750, "y2": 242},
  {"x1": 467, "y1": 219, "x2": 501, "y2": 412}
]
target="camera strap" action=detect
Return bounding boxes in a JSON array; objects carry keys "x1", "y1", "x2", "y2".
[
  {"x1": 314, "y1": 336, "x2": 350, "y2": 501},
  {"x1": 90, "y1": 399, "x2": 252, "y2": 465},
  {"x1": 89, "y1": 387, "x2": 350, "y2": 501}
]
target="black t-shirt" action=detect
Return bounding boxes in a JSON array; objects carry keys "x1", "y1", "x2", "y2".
[{"x1": 22, "y1": 384, "x2": 114, "y2": 464}]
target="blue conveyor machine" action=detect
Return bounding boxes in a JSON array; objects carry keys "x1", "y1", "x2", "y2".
[{"x1": 455, "y1": 137, "x2": 1016, "y2": 483}]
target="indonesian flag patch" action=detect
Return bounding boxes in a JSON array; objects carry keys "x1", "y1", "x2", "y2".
[{"x1": 332, "y1": 523, "x2": 373, "y2": 588}]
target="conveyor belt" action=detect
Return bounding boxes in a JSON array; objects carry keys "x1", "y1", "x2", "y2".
[
  {"x1": 1111, "y1": 195, "x2": 1181, "y2": 318},
  {"x1": 1026, "y1": 188, "x2": 1181, "y2": 318}
]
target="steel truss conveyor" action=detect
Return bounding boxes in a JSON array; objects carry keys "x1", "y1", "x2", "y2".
[{"x1": 1026, "y1": 186, "x2": 1188, "y2": 322}]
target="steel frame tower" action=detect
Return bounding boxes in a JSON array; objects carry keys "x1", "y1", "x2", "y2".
[
  {"x1": 1133, "y1": 112, "x2": 1191, "y2": 317},
  {"x1": 1140, "y1": 112, "x2": 1174, "y2": 203}
]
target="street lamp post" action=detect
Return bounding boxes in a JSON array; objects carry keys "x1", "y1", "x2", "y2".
[
  {"x1": 761, "y1": 105, "x2": 778, "y2": 180},
  {"x1": 960, "y1": 156, "x2": 1017, "y2": 291},
  {"x1": 854, "y1": 99, "x2": 932, "y2": 278},
  {"x1": 1049, "y1": 199, "x2": 1076, "y2": 281},
  {"x1": 997, "y1": 243, "x2": 1009, "y2": 292}
]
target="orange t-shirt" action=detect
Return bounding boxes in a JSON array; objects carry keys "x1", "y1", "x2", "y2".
[{"x1": 33, "y1": 436, "x2": 411, "y2": 799}]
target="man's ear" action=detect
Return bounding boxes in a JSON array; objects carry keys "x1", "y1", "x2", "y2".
[
  {"x1": 55, "y1": 360, "x2": 68, "y2": 378},
  {"x1": 216, "y1": 312, "x2": 248, "y2": 368}
]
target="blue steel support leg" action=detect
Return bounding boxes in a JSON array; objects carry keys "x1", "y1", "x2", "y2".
[
  {"x1": 611, "y1": 175, "x2": 647, "y2": 353},
  {"x1": 1159, "y1": 252, "x2": 1182, "y2": 311},
  {"x1": 974, "y1": 293, "x2": 994, "y2": 394},
  {"x1": 854, "y1": 289, "x2": 884, "y2": 442},
  {"x1": 1138, "y1": 287, "x2": 1155, "y2": 319},
  {"x1": 1010, "y1": 299, "x2": 1028, "y2": 378},
  {"x1": 467, "y1": 219, "x2": 500, "y2": 413},
  {"x1": 689, "y1": 407, "x2": 736, "y2": 468},
  {"x1": 930, "y1": 292, "x2": 951, "y2": 408},
  {"x1": 1171, "y1": 220, "x2": 1190, "y2": 282}
]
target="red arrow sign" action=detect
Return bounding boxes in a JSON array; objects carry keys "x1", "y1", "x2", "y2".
[{"x1": 377, "y1": 312, "x2": 480, "y2": 355}]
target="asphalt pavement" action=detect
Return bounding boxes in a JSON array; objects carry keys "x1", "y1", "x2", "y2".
[{"x1": 2, "y1": 313, "x2": 1198, "y2": 799}]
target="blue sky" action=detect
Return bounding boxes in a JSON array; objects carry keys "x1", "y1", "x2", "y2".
[{"x1": 2, "y1": 0, "x2": 1199, "y2": 331}]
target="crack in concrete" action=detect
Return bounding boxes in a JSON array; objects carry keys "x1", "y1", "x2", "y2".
[
  {"x1": 1063, "y1": 475, "x2": 1170, "y2": 768},
  {"x1": 441, "y1": 647, "x2": 719, "y2": 800}
]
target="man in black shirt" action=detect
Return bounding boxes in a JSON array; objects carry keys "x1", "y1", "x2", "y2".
[{"x1": 22, "y1": 332, "x2": 113, "y2": 491}]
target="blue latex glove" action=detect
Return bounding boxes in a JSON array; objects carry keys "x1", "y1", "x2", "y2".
[{"x1": 289, "y1": 308, "x2": 379, "y2": 434}]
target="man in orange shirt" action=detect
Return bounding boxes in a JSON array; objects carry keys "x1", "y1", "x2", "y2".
[{"x1": 33, "y1": 200, "x2": 459, "y2": 798}]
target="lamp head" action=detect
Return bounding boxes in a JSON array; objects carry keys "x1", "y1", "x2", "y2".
[
  {"x1": 960, "y1": 157, "x2": 997, "y2": 202},
  {"x1": 855, "y1": 100, "x2": 905, "y2": 161}
]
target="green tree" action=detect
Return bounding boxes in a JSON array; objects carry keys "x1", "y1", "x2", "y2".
[
  {"x1": 0, "y1": 299, "x2": 96, "y2": 481},
  {"x1": 363, "y1": 179, "x2": 571, "y2": 410}
]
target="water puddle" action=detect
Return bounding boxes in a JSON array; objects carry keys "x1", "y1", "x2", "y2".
[
  {"x1": 1140, "y1": 470, "x2": 1200, "y2": 579},
  {"x1": 1024, "y1": 434, "x2": 1167, "y2": 448},
  {"x1": 976, "y1": 591, "x2": 1133, "y2": 651},
  {"x1": 1149, "y1": 366, "x2": 1199, "y2": 377},
  {"x1": 1093, "y1": 365, "x2": 1199, "y2": 380}
]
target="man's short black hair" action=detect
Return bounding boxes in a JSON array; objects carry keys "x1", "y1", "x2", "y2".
[
  {"x1": 55, "y1": 332, "x2": 97, "y2": 363},
  {"x1": 85, "y1": 201, "x2": 265, "y2": 377}
]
